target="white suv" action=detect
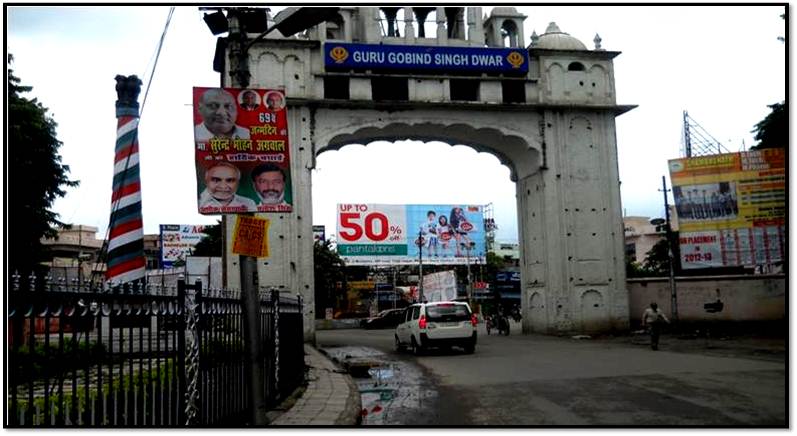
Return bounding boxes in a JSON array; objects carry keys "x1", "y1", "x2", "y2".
[{"x1": 395, "y1": 301, "x2": 477, "y2": 355}]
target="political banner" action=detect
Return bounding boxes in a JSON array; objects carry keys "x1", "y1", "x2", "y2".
[
  {"x1": 159, "y1": 224, "x2": 210, "y2": 268},
  {"x1": 668, "y1": 149, "x2": 785, "y2": 269},
  {"x1": 337, "y1": 204, "x2": 486, "y2": 265},
  {"x1": 194, "y1": 87, "x2": 292, "y2": 215}
]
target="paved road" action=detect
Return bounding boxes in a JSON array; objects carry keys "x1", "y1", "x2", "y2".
[{"x1": 317, "y1": 325, "x2": 786, "y2": 426}]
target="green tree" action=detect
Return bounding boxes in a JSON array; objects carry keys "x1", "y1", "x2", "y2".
[
  {"x1": 641, "y1": 238, "x2": 672, "y2": 276},
  {"x1": 750, "y1": 101, "x2": 786, "y2": 150},
  {"x1": 9, "y1": 55, "x2": 78, "y2": 275},
  {"x1": 192, "y1": 221, "x2": 222, "y2": 256},
  {"x1": 314, "y1": 239, "x2": 346, "y2": 318}
]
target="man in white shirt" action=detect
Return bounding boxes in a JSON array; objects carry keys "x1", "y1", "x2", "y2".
[
  {"x1": 198, "y1": 162, "x2": 256, "y2": 212},
  {"x1": 641, "y1": 302, "x2": 670, "y2": 351},
  {"x1": 194, "y1": 88, "x2": 250, "y2": 141}
]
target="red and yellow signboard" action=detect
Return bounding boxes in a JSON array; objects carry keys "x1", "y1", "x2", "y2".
[
  {"x1": 668, "y1": 149, "x2": 785, "y2": 269},
  {"x1": 232, "y1": 216, "x2": 270, "y2": 258},
  {"x1": 193, "y1": 87, "x2": 292, "y2": 215}
]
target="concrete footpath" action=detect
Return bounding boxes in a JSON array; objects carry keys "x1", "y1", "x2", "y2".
[{"x1": 269, "y1": 344, "x2": 361, "y2": 426}]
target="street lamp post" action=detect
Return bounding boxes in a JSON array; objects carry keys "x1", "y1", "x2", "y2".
[
  {"x1": 417, "y1": 230, "x2": 424, "y2": 303},
  {"x1": 461, "y1": 241, "x2": 475, "y2": 306},
  {"x1": 661, "y1": 176, "x2": 679, "y2": 324}
]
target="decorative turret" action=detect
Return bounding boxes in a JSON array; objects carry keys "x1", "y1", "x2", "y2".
[{"x1": 484, "y1": 7, "x2": 527, "y2": 48}]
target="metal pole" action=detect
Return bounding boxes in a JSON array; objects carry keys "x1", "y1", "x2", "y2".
[
  {"x1": 464, "y1": 243, "x2": 473, "y2": 306},
  {"x1": 418, "y1": 230, "x2": 424, "y2": 303},
  {"x1": 662, "y1": 175, "x2": 679, "y2": 323},
  {"x1": 227, "y1": 10, "x2": 267, "y2": 425}
]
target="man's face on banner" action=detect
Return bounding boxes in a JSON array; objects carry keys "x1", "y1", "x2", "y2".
[
  {"x1": 205, "y1": 164, "x2": 240, "y2": 203},
  {"x1": 255, "y1": 170, "x2": 285, "y2": 204},
  {"x1": 199, "y1": 89, "x2": 237, "y2": 135}
]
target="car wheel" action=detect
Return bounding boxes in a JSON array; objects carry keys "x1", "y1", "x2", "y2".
[
  {"x1": 395, "y1": 335, "x2": 406, "y2": 352},
  {"x1": 464, "y1": 343, "x2": 475, "y2": 354},
  {"x1": 411, "y1": 336, "x2": 424, "y2": 356}
]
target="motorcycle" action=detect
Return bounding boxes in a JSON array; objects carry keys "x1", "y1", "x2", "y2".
[{"x1": 488, "y1": 313, "x2": 510, "y2": 336}]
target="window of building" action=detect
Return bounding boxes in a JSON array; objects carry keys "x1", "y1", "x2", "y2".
[
  {"x1": 450, "y1": 79, "x2": 478, "y2": 101},
  {"x1": 372, "y1": 76, "x2": 408, "y2": 101},
  {"x1": 568, "y1": 62, "x2": 586, "y2": 71},
  {"x1": 324, "y1": 76, "x2": 350, "y2": 100},
  {"x1": 502, "y1": 80, "x2": 525, "y2": 103}
]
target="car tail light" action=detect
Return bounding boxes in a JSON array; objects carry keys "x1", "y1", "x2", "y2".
[
  {"x1": 419, "y1": 315, "x2": 427, "y2": 329},
  {"x1": 471, "y1": 314, "x2": 478, "y2": 327}
]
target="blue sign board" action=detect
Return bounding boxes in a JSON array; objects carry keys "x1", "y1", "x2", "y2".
[{"x1": 324, "y1": 42, "x2": 528, "y2": 74}]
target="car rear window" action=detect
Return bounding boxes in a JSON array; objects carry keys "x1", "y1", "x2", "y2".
[{"x1": 426, "y1": 304, "x2": 471, "y2": 322}]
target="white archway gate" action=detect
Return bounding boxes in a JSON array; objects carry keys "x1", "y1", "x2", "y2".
[{"x1": 217, "y1": 7, "x2": 634, "y2": 340}]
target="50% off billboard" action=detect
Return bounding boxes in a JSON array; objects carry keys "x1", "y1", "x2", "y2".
[{"x1": 336, "y1": 204, "x2": 407, "y2": 257}]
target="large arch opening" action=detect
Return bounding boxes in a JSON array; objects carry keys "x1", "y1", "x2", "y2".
[{"x1": 311, "y1": 133, "x2": 524, "y2": 321}]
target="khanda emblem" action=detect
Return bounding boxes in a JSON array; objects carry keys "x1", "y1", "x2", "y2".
[
  {"x1": 506, "y1": 51, "x2": 525, "y2": 69},
  {"x1": 330, "y1": 46, "x2": 349, "y2": 63}
]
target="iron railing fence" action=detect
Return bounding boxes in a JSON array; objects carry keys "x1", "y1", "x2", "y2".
[{"x1": 6, "y1": 273, "x2": 305, "y2": 427}]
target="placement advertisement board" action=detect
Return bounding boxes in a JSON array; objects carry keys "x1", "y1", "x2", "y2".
[
  {"x1": 668, "y1": 149, "x2": 785, "y2": 269},
  {"x1": 159, "y1": 224, "x2": 209, "y2": 268},
  {"x1": 337, "y1": 204, "x2": 485, "y2": 265},
  {"x1": 193, "y1": 87, "x2": 292, "y2": 214}
]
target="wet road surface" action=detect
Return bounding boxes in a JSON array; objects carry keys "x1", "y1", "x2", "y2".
[{"x1": 317, "y1": 325, "x2": 786, "y2": 426}]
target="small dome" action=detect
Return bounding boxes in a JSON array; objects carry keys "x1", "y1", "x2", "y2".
[
  {"x1": 490, "y1": 7, "x2": 524, "y2": 17},
  {"x1": 534, "y1": 22, "x2": 587, "y2": 50}
]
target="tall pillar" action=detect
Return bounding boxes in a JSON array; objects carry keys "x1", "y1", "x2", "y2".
[{"x1": 106, "y1": 75, "x2": 146, "y2": 285}]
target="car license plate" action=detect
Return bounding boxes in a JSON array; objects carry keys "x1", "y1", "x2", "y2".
[{"x1": 442, "y1": 322, "x2": 459, "y2": 327}]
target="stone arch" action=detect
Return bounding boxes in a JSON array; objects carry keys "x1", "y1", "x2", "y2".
[
  {"x1": 252, "y1": 52, "x2": 283, "y2": 89},
  {"x1": 546, "y1": 62, "x2": 565, "y2": 100},
  {"x1": 500, "y1": 19, "x2": 520, "y2": 47},
  {"x1": 588, "y1": 64, "x2": 609, "y2": 99},
  {"x1": 528, "y1": 291, "x2": 547, "y2": 332},
  {"x1": 312, "y1": 109, "x2": 543, "y2": 181},
  {"x1": 282, "y1": 55, "x2": 305, "y2": 97},
  {"x1": 579, "y1": 289, "x2": 605, "y2": 332}
]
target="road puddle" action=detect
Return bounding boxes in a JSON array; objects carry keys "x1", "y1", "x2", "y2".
[{"x1": 323, "y1": 346, "x2": 438, "y2": 425}]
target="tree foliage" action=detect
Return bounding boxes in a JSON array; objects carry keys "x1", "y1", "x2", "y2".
[
  {"x1": 641, "y1": 238, "x2": 673, "y2": 276},
  {"x1": 314, "y1": 239, "x2": 346, "y2": 316},
  {"x1": 192, "y1": 221, "x2": 222, "y2": 257},
  {"x1": 8, "y1": 55, "x2": 79, "y2": 275},
  {"x1": 750, "y1": 101, "x2": 786, "y2": 150}
]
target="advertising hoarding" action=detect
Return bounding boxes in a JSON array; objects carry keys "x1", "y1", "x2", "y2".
[
  {"x1": 668, "y1": 149, "x2": 785, "y2": 269},
  {"x1": 422, "y1": 270, "x2": 458, "y2": 302},
  {"x1": 159, "y1": 224, "x2": 209, "y2": 268},
  {"x1": 313, "y1": 225, "x2": 326, "y2": 243},
  {"x1": 324, "y1": 43, "x2": 528, "y2": 74},
  {"x1": 193, "y1": 87, "x2": 292, "y2": 214},
  {"x1": 337, "y1": 204, "x2": 486, "y2": 265}
]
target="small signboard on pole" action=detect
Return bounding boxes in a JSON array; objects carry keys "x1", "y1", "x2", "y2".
[{"x1": 232, "y1": 216, "x2": 270, "y2": 257}]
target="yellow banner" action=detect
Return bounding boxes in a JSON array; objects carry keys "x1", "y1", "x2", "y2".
[{"x1": 232, "y1": 216, "x2": 270, "y2": 257}]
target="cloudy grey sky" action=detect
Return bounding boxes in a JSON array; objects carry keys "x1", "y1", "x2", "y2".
[{"x1": 7, "y1": 5, "x2": 786, "y2": 244}]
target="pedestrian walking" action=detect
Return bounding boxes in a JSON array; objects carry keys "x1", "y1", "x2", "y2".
[{"x1": 641, "y1": 302, "x2": 670, "y2": 350}]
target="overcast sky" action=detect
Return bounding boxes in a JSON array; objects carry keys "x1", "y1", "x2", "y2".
[{"x1": 7, "y1": 5, "x2": 786, "y2": 244}]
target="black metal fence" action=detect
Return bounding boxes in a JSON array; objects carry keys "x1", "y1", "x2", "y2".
[{"x1": 6, "y1": 273, "x2": 305, "y2": 427}]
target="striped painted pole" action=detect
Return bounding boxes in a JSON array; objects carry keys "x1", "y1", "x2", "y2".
[{"x1": 106, "y1": 75, "x2": 145, "y2": 285}]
